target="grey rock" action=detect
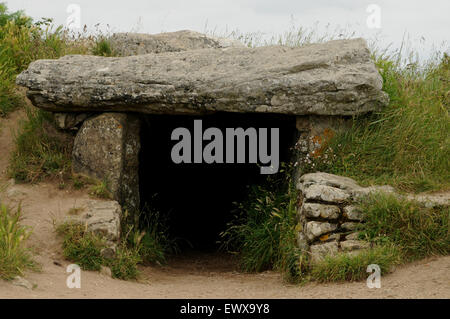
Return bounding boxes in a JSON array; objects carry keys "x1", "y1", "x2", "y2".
[
  {"x1": 301, "y1": 202, "x2": 341, "y2": 220},
  {"x1": 109, "y1": 30, "x2": 244, "y2": 56},
  {"x1": 298, "y1": 172, "x2": 361, "y2": 192},
  {"x1": 310, "y1": 241, "x2": 339, "y2": 263},
  {"x1": 351, "y1": 185, "x2": 396, "y2": 200},
  {"x1": 316, "y1": 232, "x2": 342, "y2": 243},
  {"x1": 303, "y1": 184, "x2": 350, "y2": 203},
  {"x1": 17, "y1": 38, "x2": 388, "y2": 116},
  {"x1": 341, "y1": 222, "x2": 359, "y2": 231},
  {"x1": 100, "y1": 266, "x2": 112, "y2": 277},
  {"x1": 67, "y1": 199, "x2": 121, "y2": 242},
  {"x1": 343, "y1": 205, "x2": 365, "y2": 221},
  {"x1": 296, "y1": 232, "x2": 309, "y2": 252},
  {"x1": 340, "y1": 240, "x2": 370, "y2": 251},
  {"x1": 12, "y1": 276, "x2": 33, "y2": 290},
  {"x1": 72, "y1": 113, "x2": 140, "y2": 209},
  {"x1": 100, "y1": 246, "x2": 116, "y2": 259},
  {"x1": 54, "y1": 113, "x2": 89, "y2": 130},
  {"x1": 345, "y1": 232, "x2": 360, "y2": 240},
  {"x1": 305, "y1": 221, "x2": 337, "y2": 241}
]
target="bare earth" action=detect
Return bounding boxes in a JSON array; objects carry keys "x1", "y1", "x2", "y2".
[{"x1": 0, "y1": 110, "x2": 449, "y2": 299}]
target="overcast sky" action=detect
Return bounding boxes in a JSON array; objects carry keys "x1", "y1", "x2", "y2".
[{"x1": 8, "y1": 0, "x2": 450, "y2": 60}]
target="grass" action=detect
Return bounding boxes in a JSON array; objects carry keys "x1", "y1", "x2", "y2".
[
  {"x1": 220, "y1": 166, "x2": 303, "y2": 282},
  {"x1": 56, "y1": 223, "x2": 106, "y2": 271},
  {"x1": 56, "y1": 222, "x2": 141, "y2": 279},
  {"x1": 1, "y1": 1, "x2": 449, "y2": 284},
  {"x1": 357, "y1": 192, "x2": 450, "y2": 261},
  {"x1": 0, "y1": 203, "x2": 37, "y2": 280},
  {"x1": 309, "y1": 54, "x2": 450, "y2": 193},
  {"x1": 305, "y1": 193, "x2": 449, "y2": 282},
  {"x1": 310, "y1": 244, "x2": 402, "y2": 282},
  {"x1": 89, "y1": 179, "x2": 112, "y2": 199},
  {"x1": 8, "y1": 107, "x2": 72, "y2": 183},
  {"x1": 56, "y1": 206, "x2": 177, "y2": 280}
]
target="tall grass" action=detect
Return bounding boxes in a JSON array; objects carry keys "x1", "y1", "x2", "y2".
[
  {"x1": 0, "y1": 203, "x2": 37, "y2": 280},
  {"x1": 310, "y1": 53, "x2": 449, "y2": 192},
  {"x1": 9, "y1": 107, "x2": 72, "y2": 183},
  {"x1": 358, "y1": 192, "x2": 450, "y2": 261},
  {"x1": 220, "y1": 167, "x2": 303, "y2": 282}
]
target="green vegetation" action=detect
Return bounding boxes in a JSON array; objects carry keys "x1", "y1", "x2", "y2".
[
  {"x1": 124, "y1": 206, "x2": 178, "y2": 266},
  {"x1": 92, "y1": 37, "x2": 116, "y2": 57},
  {"x1": 310, "y1": 54, "x2": 449, "y2": 193},
  {"x1": 89, "y1": 179, "x2": 112, "y2": 199},
  {"x1": 0, "y1": 203, "x2": 37, "y2": 280},
  {"x1": 220, "y1": 167, "x2": 303, "y2": 282},
  {"x1": 8, "y1": 107, "x2": 72, "y2": 183},
  {"x1": 310, "y1": 193, "x2": 449, "y2": 282},
  {"x1": 56, "y1": 206, "x2": 177, "y2": 280},
  {"x1": 358, "y1": 192, "x2": 450, "y2": 261},
  {"x1": 56, "y1": 223, "x2": 106, "y2": 271},
  {"x1": 222, "y1": 173, "x2": 449, "y2": 283},
  {"x1": 56, "y1": 222, "x2": 141, "y2": 280},
  {"x1": 310, "y1": 244, "x2": 402, "y2": 282}
]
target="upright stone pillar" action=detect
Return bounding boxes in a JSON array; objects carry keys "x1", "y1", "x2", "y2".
[{"x1": 72, "y1": 113, "x2": 141, "y2": 211}]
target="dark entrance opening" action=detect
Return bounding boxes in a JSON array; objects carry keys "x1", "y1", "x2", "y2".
[{"x1": 139, "y1": 112, "x2": 297, "y2": 252}]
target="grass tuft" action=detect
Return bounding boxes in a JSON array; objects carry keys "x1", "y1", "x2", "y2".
[
  {"x1": 0, "y1": 203, "x2": 37, "y2": 280},
  {"x1": 8, "y1": 107, "x2": 72, "y2": 183},
  {"x1": 357, "y1": 192, "x2": 450, "y2": 261},
  {"x1": 310, "y1": 244, "x2": 402, "y2": 282}
]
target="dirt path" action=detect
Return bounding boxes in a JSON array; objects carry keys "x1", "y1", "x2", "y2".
[{"x1": 0, "y1": 110, "x2": 449, "y2": 299}]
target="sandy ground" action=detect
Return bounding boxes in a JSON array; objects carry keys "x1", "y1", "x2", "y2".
[{"x1": 0, "y1": 109, "x2": 449, "y2": 299}]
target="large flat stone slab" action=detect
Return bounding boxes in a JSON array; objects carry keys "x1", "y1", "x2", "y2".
[{"x1": 16, "y1": 37, "x2": 388, "y2": 116}]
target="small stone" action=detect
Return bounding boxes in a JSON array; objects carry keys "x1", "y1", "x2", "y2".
[
  {"x1": 310, "y1": 241, "x2": 339, "y2": 263},
  {"x1": 100, "y1": 266, "x2": 112, "y2": 277},
  {"x1": 319, "y1": 232, "x2": 341, "y2": 242},
  {"x1": 305, "y1": 221, "x2": 337, "y2": 241},
  {"x1": 65, "y1": 199, "x2": 121, "y2": 242},
  {"x1": 100, "y1": 246, "x2": 116, "y2": 259},
  {"x1": 303, "y1": 184, "x2": 350, "y2": 203},
  {"x1": 296, "y1": 232, "x2": 309, "y2": 252},
  {"x1": 6, "y1": 187, "x2": 27, "y2": 198},
  {"x1": 301, "y1": 203, "x2": 341, "y2": 220},
  {"x1": 341, "y1": 222, "x2": 359, "y2": 231},
  {"x1": 343, "y1": 205, "x2": 365, "y2": 221},
  {"x1": 12, "y1": 276, "x2": 33, "y2": 290},
  {"x1": 345, "y1": 232, "x2": 360, "y2": 240},
  {"x1": 340, "y1": 240, "x2": 370, "y2": 251}
]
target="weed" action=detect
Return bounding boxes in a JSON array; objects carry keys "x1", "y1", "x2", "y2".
[
  {"x1": 89, "y1": 179, "x2": 112, "y2": 199},
  {"x1": 8, "y1": 107, "x2": 72, "y2": 183},
  {"x1": 0, "y1": 203, "x2": 37, "y2": 280},
  {"x1": 310, "y1": 244, "x2": 402, "y2": 282},
  {"x1": 357, "y1": 192, "x2": 450, "y2": 261},
  {"x1": 56, "y1": 222, "x2": 106, "y2": 271}
]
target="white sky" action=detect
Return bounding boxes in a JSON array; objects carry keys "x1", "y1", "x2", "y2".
[{"x1": 7, "y1": 0, "x2": 450, "y2": 61}]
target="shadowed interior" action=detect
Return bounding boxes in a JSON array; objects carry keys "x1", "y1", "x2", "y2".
[{"x1": 139, "y1": 113, "x2": 297, "y2": 251}]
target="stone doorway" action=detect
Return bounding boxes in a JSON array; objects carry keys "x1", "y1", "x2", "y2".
[{"x1": 138, "y1": 113, "x2": 297, "y2": 251}]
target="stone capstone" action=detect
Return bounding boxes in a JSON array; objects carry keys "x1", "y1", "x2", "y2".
[
  {"x1": 16, "y1": 37, "x2": 388, "y2": 116},
  {"x1": 72, "y1": 113, "x2": 141, "y2": 209},
  {"x1": 109, "y1": 30, "x2": 244, "y2": 56}
]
